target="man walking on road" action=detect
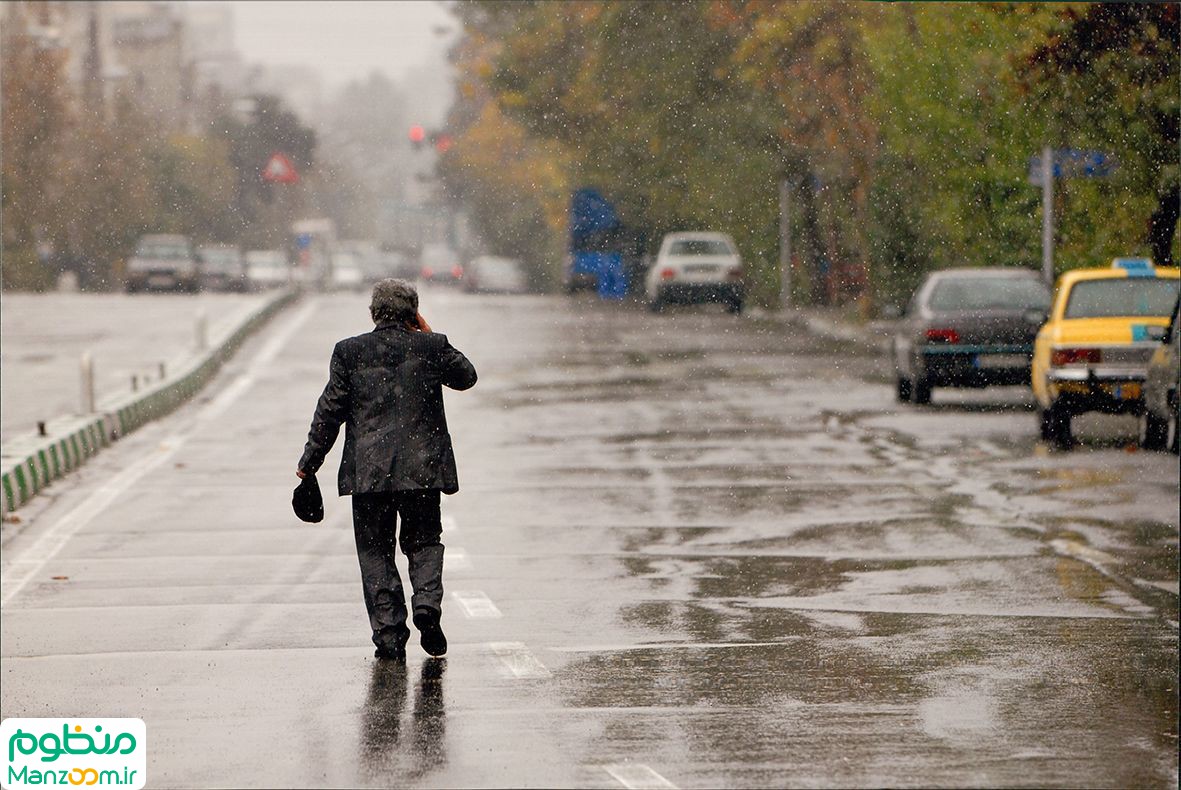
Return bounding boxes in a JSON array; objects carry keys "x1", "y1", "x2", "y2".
[{"x1": 297, "y1": 279, "x2": 477, "y2": 661}]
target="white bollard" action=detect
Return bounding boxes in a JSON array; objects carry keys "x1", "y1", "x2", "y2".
[
  {"x1": 79, "y1": 352, "x2": 95, "y2": 414},
  {"x1": 195, "y1": 309, "x2": 208, "y2": 351}
]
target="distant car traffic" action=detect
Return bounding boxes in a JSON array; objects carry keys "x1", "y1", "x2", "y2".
[
  {"x1": 1140, "y1": 296, "x2": 1180, "y2": 453},
  {"x1": 646, "y1": 232, "x2": 743, "y2": 313},
  {"x1": 419, "y1": 243, "x2": 464, "y2": 285},
  {"x1": 125, "y1": 234, "x2": 198, "y2": 293},
  {"x1": 1032, "y1": 257, "x2": 1180, "y2": 447},
  {"x1": 463, "y1": 256, "x2": 528, "y2": 294},
  {"x1": 245, "y1": 249, "x2": 291, "y2": 290},
  {"x1": 338, "y1": 239, "x2": 383, "y2": 285},
  {"x1": 331, "y1": 252, "x2": 365, "y2": 292},
  {"x1": 892, "y1": 268, "x2": 1051, "y2": 404},
  {"x1": 380, "y1": 250, "x2": 418, "y2": 282},
  {"x1": 197, "y1": 244, "x2": 247, "y2": 292}
]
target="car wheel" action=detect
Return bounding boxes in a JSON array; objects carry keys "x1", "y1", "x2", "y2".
[
  {"x1": 1139, "y1": 408, "x2": 1169, "y2": 451},
  {"x1": 896, "y1": 376, "x2": 912, "y2": 403},
  {"x1": 1040, "y1": 401, "x2": 1073, "y2": 448},
  {"x1": 726, "y1": 298, "x2": 743, "y2": 315},
  {"x1": 648, "y1": 297, "x2": 665, "y2": 313},
  {"x1": 912, "y1": 378, "x2": 932, "y2": 405}
]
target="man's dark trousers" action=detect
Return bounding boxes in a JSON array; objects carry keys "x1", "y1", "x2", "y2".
[{"x1": 352, "y1": 489, "x2": 444, "y2": 651}]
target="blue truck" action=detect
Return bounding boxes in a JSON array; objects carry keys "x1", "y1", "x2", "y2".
[{"x1": 566, "y1": 188, "x2": 627, "y2": 299}]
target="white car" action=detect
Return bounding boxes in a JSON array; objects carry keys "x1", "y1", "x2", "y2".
[
  {"x1": 464, "y1": 256, "x2": 528, "y2": 294},
  {"x1": 331, "y1": 252, "x2": 365, "y2": 292},
  {"x1": 245, "y1": 250, "x2": 291, "y2": 289},
  {"x1": 645, "y1": 232, "x2": 743, "y2": 313}
]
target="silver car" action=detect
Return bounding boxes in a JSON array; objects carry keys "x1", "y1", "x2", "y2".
[{"x1": 125, "y1": 234, "x2": 198, "y2": 293}]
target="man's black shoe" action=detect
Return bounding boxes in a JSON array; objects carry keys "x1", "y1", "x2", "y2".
[
  {"x1": 374, "y1": 644, "x2": 407, "y2": 662},
  {"x1": 413, "y1": 609, "x2": 447, "y2": 657}
]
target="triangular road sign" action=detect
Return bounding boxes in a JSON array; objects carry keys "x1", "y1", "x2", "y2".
[{"x1": 262, "y1": 152, "x2": 299, "y2": 184}]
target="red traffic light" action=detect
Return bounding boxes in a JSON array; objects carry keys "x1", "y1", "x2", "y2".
[
  {"x1": 409, "y1": 125, "x2": 426, "y2": 143},
  {"x1": 434, "y1": 135, "x2": 453, "y2": 154}
]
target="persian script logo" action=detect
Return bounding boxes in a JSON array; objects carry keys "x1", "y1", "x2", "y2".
[{"x1": 1, "y1": 719, "x2": 145, "y2": 789}]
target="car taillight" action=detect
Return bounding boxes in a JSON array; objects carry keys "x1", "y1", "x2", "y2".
[
  {"x1": 660, "y1": 267, "x2": 676, "y2": 280},
  {"x1": 421, "y1": 266, "x2": 433, "y2": 278},
  {"x1": 727, "y1": 267, "x2": 743, "y2": 280},
  {"x1": 926, "y1": 328, "x2": 960, "y2": 343},
  {"x1": 451, "y1": 265, "x2": 464, "y2": 279},
  {"x1": 1051, "y1": 348, "x2": 1101, "y2": 366}
]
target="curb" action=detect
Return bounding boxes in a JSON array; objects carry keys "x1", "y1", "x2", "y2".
[
  {"x1": 753, "y1": 306, "x2": 894, "y2": 354},
  {"x1": 796, "y1": 313, "x2": 894, "y2": 354},
  {"x1": 0, "y1": 289, "x2": 298, "y2": 515}
]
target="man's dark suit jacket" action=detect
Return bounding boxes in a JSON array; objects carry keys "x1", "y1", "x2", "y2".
[{"x1": 299, "y1": 322, "x2": 477, "y2": 495}]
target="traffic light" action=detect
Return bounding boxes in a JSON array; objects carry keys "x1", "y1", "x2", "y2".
[{"x1": 409, "y1": 125, "x2": 426, "y2": 148}]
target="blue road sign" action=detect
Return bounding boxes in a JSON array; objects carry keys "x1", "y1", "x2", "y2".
[{"x1": 1028, "y1": 149, "x2": 1116, "y2": 185}]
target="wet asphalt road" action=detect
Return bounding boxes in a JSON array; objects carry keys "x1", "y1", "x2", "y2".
[{"x1": 1, "y1": 290, "x2": 1177, "y2": 788}]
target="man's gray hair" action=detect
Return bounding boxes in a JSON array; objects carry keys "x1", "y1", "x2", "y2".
[{"x1": 370, "y1": 278, "x2": 419, "y2": 325}]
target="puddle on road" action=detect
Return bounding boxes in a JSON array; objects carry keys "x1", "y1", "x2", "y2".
[
  {"x1": 1036, "y1": 466, "x2": 1126, "y2": 491},
  {"x1": 555, "y1": 608, "x2": 1176, "y2": 786}
]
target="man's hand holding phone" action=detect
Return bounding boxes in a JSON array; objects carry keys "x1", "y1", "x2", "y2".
[{"x1": 412, "y1": 312, "x2": 432, "y2": 333}]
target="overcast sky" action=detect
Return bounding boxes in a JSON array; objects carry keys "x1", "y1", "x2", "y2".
[{"x1": 220, "y1": 1, "x2": 458, "y2": 86}]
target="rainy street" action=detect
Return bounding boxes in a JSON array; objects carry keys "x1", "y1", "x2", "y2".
[{"x1": 2, "y1": 290, "x2": 1177, "y2": 788}]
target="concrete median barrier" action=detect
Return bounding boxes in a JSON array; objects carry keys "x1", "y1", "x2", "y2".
[{"x1": 1, "y1": 289, "x2": 297, "y2": 515}]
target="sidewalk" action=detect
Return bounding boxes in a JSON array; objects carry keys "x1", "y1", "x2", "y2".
[{"x1": 756, "y1": 303, "x2": 896, "y2": 354}]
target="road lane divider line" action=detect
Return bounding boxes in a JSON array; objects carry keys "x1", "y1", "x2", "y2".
[
  {"x1": 249, "y1": 301, "x2": 317, "y2": 369},
  {"x1": 1, "y1": 299, "x2": 319, "y2": 607},
  {"x1": 603, "y1": 764, "x2": 678, "y2": 789},
  {"x1": 488, "y1": 641, "x2": 550, "y2": 679},
  {"x1": 1, "y1": 435, "x2": 189, "y2": 606},
  {"x1": 195, "y1": 301, "x2": 316, "y2": 425},
  {"x1": 197, "y1": 375, "x2": 256, "y2": 424},
  {"x1": 451, "y1": 590, "x2": 502, "y2": 618},
  {"x1": 444, "y1": 547, "x2": 470, "y2": 571}
]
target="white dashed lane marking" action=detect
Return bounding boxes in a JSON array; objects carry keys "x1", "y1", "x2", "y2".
[
  {"x1": 452, "y1": 590, "x2": 503, "y2": 618},
  {"x1": 603, "y1": 764, "x2": 678, "y2": 789},
  {"x1": 488, "y1": 642, "x2": 550, "y2": 679},
  {"x1": 1, "y1": 301, "x2": 318, "y2": 606}
]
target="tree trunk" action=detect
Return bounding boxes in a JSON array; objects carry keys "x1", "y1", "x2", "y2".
[{"x1": 1147, "y1": 184, "x2": 1179, "y2": 266}]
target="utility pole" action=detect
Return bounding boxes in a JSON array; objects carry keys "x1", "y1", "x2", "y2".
[
  {"x1": 778, "y1": 178, "x2": 792, "y2": 309},
  {"x1": 1041, "y1": 145, "x2": 1054, "y2": 285}
]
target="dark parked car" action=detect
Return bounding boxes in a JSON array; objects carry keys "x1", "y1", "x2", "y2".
[
  {"x1": 1140, "y1": 297, "x2": 1179, "y2": 453},
  {"x1": 419, "y1": 243, "x2": 464, "y2": 286},
  {"x1": 892, "y1": 268, "x2": 1052, "y2": 404}
]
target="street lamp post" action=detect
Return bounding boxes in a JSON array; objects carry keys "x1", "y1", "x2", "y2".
[
  {"x1": 1041, "y1": 145, "x2": 1054, "y2": 285},
  {"x1": 779, "y1": 178, "x2": 794, "y2": 309}
]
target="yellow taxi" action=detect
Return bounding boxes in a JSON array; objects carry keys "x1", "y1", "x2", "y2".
[{"x1": 1032, "y1": 257, "x2": 1180, "y2": 446}]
